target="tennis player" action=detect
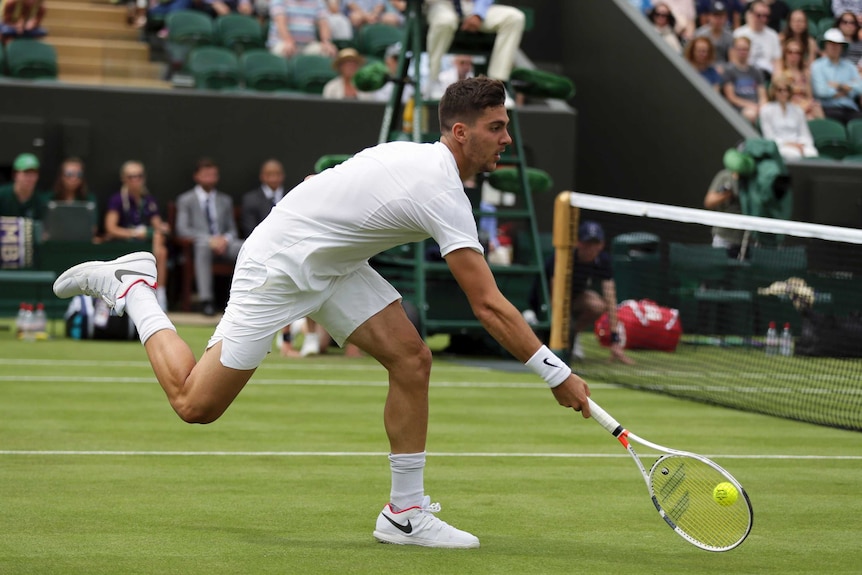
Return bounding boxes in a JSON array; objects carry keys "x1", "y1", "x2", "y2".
[{"x1": 53, "y1": 77, "x2": 592, "y2": 549}]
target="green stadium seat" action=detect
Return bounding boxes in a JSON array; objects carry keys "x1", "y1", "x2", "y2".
[
  {"x1": 287, "y1": 54, "x2": 337, "y2": 94},
  {"x1": 314, "y1": 154, "x2": 352, "y2": 173},
  {"x1": 808, "y1": 118, "x2": 851, "y2": 159},
  {"x1": 357, "y1": 23, "x2": 404, "y2": 59},
  {"x1": 215, "y1": 13, "x2": 265, "y2": 54},
  {"x1": 167, "y1": 10, "x2": 215, "y2": 45},
  {"x1": 4, "y1": 39, "x2": 57, "y2": 80},
  {"x1": 845, "y1": 118, "x2": 862, "y2": 154},
  {"x1": 240, "y1": 49, "x2": 291, "y2": 92},
  {"x1": 187, "y1": 46, "x2": 241, "y2": 90}
]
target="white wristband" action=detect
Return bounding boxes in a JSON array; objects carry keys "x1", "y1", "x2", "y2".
[{"x1": 525, "y1": 345, "x2": 572, "y2": 388}]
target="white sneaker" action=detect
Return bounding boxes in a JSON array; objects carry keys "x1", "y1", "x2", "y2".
[
  {"x1": 300, "y1": 331, "x2": 320, "y2": 357},
  {"x1": 53, "y1": 252, "x2": 157, "y2": 317},
  {"x1": 571, "y1": 333, "x2": 585, "y2": 361},
  {"x1": 373, "y1": 495, "x2": 480, "y2": 549}
]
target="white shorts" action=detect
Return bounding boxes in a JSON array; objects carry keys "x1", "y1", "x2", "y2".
[{"x1": 207, "y1": 257, "x2": 401, "y2": 370}]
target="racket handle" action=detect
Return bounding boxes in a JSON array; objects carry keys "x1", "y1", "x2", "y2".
[{"x1": 587, "y1": 398, "x2": 624, "y2": 436}]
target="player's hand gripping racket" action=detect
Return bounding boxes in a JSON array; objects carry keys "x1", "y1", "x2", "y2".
[{"x1": 587, "y1": 398, "x2": 753, "y2": 552}]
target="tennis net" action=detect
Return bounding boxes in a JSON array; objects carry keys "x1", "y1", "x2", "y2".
[{"x1": 551, "y1": 192, "x2": 862, "y2": 431}]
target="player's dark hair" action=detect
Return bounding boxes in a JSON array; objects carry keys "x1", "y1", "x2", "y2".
[{"x1": 438, "y1": 76, "x2": 507, "y2": 133}]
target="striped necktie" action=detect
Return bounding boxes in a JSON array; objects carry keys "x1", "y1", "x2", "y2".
[
  {"x1": 206, "y1": 195, "x2": 218, "y2": 235},
  {"x1": 453, "y1": 0, "x2": 463, "y2": 18}
]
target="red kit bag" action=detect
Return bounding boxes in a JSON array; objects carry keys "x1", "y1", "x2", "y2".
[{"x1": 594, "y1": 299, "x2": 683, "y2": 351}]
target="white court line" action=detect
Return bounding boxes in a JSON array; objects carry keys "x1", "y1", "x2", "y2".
[
  {"x1": 0, "y1": 358, "x2": 481, "y2": 372},
  {"x1": 0, "y1": 450, "x2": 859, "y2": 460}
]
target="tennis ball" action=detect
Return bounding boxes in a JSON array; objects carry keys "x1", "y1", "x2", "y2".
[{"x1": 713, "y1": 482, "x2": 739, "y2": 506}]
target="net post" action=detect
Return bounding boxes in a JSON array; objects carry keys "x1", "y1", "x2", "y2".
[{"x1": 549, "y1": 191, "x2": 578, "y2": 360}]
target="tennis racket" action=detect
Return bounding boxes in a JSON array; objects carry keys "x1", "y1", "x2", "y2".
[{"x1": 587, "y1": 398, "x2": 753, "y2": 552}]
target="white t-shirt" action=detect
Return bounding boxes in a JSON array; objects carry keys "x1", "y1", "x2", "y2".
[
  {"x1": 733, "y1": 25, "x2": 781, "y2": 74},
  {"x1": 244, "y1": 141, "x2": 483, "y2": 290}
]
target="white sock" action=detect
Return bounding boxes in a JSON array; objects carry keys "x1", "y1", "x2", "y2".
[
  {"x1": 389, "y1": 451, "x2": 426, "y2": 510},
  {"x1": 155, "y1": 286, "x2": 168, "y2": 312},
  {"x1": 126, "y1": 283, "x2": 176, "y2": 344}
]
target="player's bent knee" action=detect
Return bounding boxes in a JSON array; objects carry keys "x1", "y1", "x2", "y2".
[{"x1": 172, "y1": 399, "x2": 226, "y2": 425}]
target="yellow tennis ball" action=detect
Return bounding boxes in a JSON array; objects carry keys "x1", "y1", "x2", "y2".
[{"x1": 713, "y1": 482, "x2": 739, "y2": 506}]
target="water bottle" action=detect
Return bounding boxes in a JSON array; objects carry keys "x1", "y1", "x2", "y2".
[
  {"x1": 780, "y1": 322, "x2": 793, "y2": 357},
  {"x1": 20, "y1": 303, "x2": 35, "y2": 342},
  {"x1": 34, "y1": 303, "x2": 48, "y2": 340},
  {"x1": 15, "y1": 302, "x2": 26, "y2": 339},
  {"x1": 765, "y1": 321, "x2": 778, "y2": 356}
]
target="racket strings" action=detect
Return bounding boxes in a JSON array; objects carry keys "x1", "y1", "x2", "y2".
[{"x1": 649, "y1": 455, "x2": 751, "y2": 550}]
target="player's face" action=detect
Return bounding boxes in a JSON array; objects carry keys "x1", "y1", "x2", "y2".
[{"x1": 463, "y1": 105, "x2": 511, "y2": 175}]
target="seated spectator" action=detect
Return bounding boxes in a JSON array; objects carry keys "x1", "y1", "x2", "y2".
[
  {"x1": 424, "y1": 0, "x2": 525, "y2": 97},
  {"x1": 198, "y1": 0, "x2": 255, "y2": 17},
  {"x1": 696, "y1": 0, "x2": 744, "y2": 28},
  {"x1": 345, "y1": 0, "x2": 403, "y2": 30},
  {"x1": 267, "y1": 0, "x2": 338, "y2": 59},
  {"x1": 722, "y1": 35, "x2": 768, "y2": 124},
  {"x1": 429, "y1": 53, "x2": 474, "y2": 99},
  {"x1": 0, "y1": 153, "x2": 45, "y2": 218},
  {"x1": 46, "y1": 157, "x2": 99, "y2": 239},
  {"x1": 322, "y1": 47, "x2": 376, "y2": 99},
  {"x1": 0, "y1": 0, "x2": 46, "y2": 44},
  {"x1": 759, "y1": 76, "x2": 819, "y2": 159},
  {"x1": 685, "y1": 35, "x2": 723, "y2": 90},
  {"x1": 833, "y1": 0, "x2": 862, "y2": 20},
  {"x1": 659, "y1": 0, "x2": 697, "y2": 42},
  {"x1": 324, "y1": 0, "x2": 353, "y2": 43},
  {"x1": 371, "y1": 41, "x2": 415, "y2": 103},
  {"x1": 103, "y1": 161, "x2": 170, "y2": 311},
  {"x1": 834, "y1": 11, "x2": 862, "y2": 68},
  {"x1": 811, "y1": 28, "x2": 862, "y2": 124},
  {"x1": 779, "y1": 9, "x2": 819, "y2": 67},
  {"x1": 695, "y1": 0, "x2": 734, "y2": 67},
  {"x1": 175, "y1": 158, "x2": 243, "y2": 317},
  {"x1": 774, "y1": 38, "x2": 824, "y2": 119},
  {"x1": 648, "y1": 2, "x2": 682, "y2": 53},
  {"x1": 733, "y1": 0, "x2": 781, "y2": 80}
]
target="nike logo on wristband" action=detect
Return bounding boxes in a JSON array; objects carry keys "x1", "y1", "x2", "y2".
[
  {"x1": 543, "y1": 357, "x2": 560, "y2": 368},
  {"x1": 382, "y1": 513, "x2": 413, "y2": 534}
]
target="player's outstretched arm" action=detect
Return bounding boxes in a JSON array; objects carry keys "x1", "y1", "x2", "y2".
[{"x1": 445, "y1": 248, "x2": 591, "y2": 417}]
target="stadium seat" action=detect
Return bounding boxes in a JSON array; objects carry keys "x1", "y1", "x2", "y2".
[
  {"x1": 668, "y1": 243, "x2": 754, "y2": 336},
  {"x1": 785, "y1": 0, "x2": 831, "y2": 22},
  {"x1": 4, "y1": 39, "x2": 57, "y2": 80},
  {"x1": 187, "y1": 46, "x2": 241, "y2": 90},
  {"x1": 240, "y1": 49, "x2": 291, "y2": 92},
  {"x1": 845, "y1": 118, "x2": 862, "y2": 154},
  {"x1": 808, "y1": 118, "x2": 851, "y2": 160},
  {"x1": 215, "y1": 13, "x2": 265, "y2": 54},
  {"x1": 357, "y1": 23, "x2": 404, "y2": 59},
  {"x1": 167, "y1": 10, "x2": 215, "y2": 45},
  {"x1": 314, "y1": 154, "x2": 352, "y2": 172},
  {"x1": 288, "y1": 54, "x2": 337, "y2": 94}
]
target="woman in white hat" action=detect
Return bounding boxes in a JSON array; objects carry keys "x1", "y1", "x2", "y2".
[{"x1": 322, "y1": 47, "x2": 376, "y2": 100}]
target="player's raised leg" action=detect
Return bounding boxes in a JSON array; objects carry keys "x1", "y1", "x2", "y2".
[
  {"x1": 53, "y1": 251, "x2": 255, "y2": 423},
  {"x1": 346, "y1": 301, "x2": 480, "y2": 549}
]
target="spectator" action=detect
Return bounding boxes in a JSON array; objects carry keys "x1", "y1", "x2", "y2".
[
  {"x1": 539, "y1": 221, "x2": 634, "y2": 365},
  {"x1": 47, "y1": 157, "x2": 99, "y2": 239},
  {"x1": 695, "y1": 0, "x2": 734, "y2": 67},
  {"x1": 0, "y1": 153, "x2": 45, "y2": 219},
  {"x1": 145, "y1": 0, "x2": 192, "y2": 35},
  {"x1": 267, "y1": 0, "x2": 338, "y2": 59},
  {"x1": 779, "y1": 9, "x2": 819, "y2": 67},
  {"x1": 834, "y1": 11, "x2": 862, "y2": 67},
  {"x1": 733, "y1": 0, "x2": 782, "y2": 79},
  {"x1": 424, "y1": 0, "x2": 525, "y2": 97},
  {"x1": 685, "y1": 35, "x2": 723, "y2": 89},
  {"x1": 198, "y1": 0, "x2": 255, "y2": 17},
  {"x1": 345, "y1": 0, "x2": 403, "y2": 29},
  {"x1": 322, "y1": 47, "x2": 376, "y2": 99},
  {"x1": 648, "y1": 2, "x2": 682, "y2": 53},
  {"x1": 0, "y1": 0, "x2": 46, "y2": 44},
  {"x1": 760, "y1": 0, "x2": 789, "y2": 34},
  {"x1": 175, "y1": 157, "x2": 243, "y2": 317},
  {"x1": 704, "y1": 148, "x2": 751, "y2": 258},
  {"x1": 324, "y1": 0, "x2": 354, "y2": 43},
  {"x1": 429, "y1": 53, "x2": 475, "y2": 99},
  {"x1": 811, "y1": 27, "x2": 862, "y2": 124},
  {"x1": 103, "y1": 161, "x2": 171, "y2": 311},
  {"x1": 774, "y1": 38, "x2": 824, "y2": 119},
  {"x1": 722, "y1": 35, "x2": 768, "y2": 124},
  {"x1": 759, "y1": 76, "x2": 819, "y2": 159},
  {"x1": 657, "y1": 0, "x2": 697, "y2": 42}
]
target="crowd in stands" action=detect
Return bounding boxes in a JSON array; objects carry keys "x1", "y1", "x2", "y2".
[
  {"x1": 635, "y1": 0, "x2": 862, "y2": 160},
  {"x1": 0, "y1": 0, "x2": 46, "y2": 44}
]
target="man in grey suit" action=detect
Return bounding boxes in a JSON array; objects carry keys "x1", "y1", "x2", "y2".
[
  {"x1": 240, "y1": 158, "x2": 285, "y2": 239},
  {"x1": 175, "y1": 158, "x2": 243, "y2": 316}
]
